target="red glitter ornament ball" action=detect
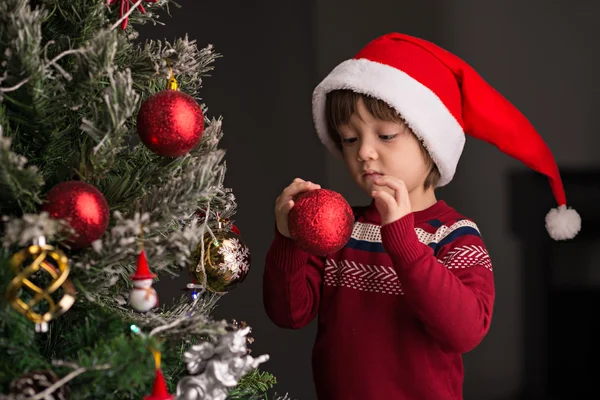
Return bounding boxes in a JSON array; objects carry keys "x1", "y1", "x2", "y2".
[
  {"x1": 288, "y1": 189, "x2": 354, "y2": 256},
  {"x1": 137, "y1": 89, "x2": 204, "y2": 157},
  {"x1": 42, "y1": 181, "x2": 110, "y2": 249}
]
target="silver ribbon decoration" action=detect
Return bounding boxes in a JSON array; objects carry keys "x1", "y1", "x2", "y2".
[{"x1": 176, "y1": 326, "x2": 269, "y2": 400}]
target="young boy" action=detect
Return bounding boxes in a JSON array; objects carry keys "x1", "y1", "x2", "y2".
[{"x1": 263, "y1": 33, "x2": 580, "y2": 400}]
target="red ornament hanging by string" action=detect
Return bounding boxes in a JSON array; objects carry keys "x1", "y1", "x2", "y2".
[
  {"x1": 136, "y1": 70, "x2": 205, "y2": 159},
  {"x1": 137, "y1": 89, "x2": 204, "y2": 157},
  {"x1": 42, "y1": 181, "x2": 110, "y2": 249},
  {"x1": 136, "y1": 63, "x2": 204, "y2": 157},
  {"x1": 108, "y1": 0, "x2": 159, "y2": 30}
]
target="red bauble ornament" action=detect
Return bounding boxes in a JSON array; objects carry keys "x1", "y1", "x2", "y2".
[
  {"x1": 137, "y1": 90, "x2": 204, "y2": 157},
  {"x1": 42, "y1": 181, "x2": 110, "y2": 249},
  {"x1": 288, "y1": 189, "x2": 354, "y2": 256}
]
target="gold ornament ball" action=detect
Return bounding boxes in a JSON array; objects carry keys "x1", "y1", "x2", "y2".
[
  {"x1": 189, "y1": 229, "x2": 251, "y2": 293},
  {"x1": 6, "y1": 242, "x2": 76, "y2": 330}
]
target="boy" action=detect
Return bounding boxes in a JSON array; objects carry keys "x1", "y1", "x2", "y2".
[{"x1": 263, "y1": 33, "x2": 580, "y2": 399}]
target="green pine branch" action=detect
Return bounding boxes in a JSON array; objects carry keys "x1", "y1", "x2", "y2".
[
  {"x1": 227, "y1": 369, "x2": 278, "y2": 400},
  {"x1": 0, "y1": 118, "x2": 44, "y2": 214}
]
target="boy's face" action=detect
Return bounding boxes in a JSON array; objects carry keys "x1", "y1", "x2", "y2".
[{"x1": 337, "y1": 98, "x2": 431, "y2": 199}]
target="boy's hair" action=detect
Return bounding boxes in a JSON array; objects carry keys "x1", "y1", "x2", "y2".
[{"x1": 325, "y1": 89, "x2": 441, "y2": 190}]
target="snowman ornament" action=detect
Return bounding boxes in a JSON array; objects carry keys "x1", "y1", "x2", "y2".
[{"x1": 129, "y1": 250, "x2": 159, "y2": 312}]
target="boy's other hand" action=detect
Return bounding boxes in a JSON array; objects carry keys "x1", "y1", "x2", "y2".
[
  {"x1": 371, "y1": 175, "x2": 411, "y2": 226},
  {"x1": 275, "y1": 178, "x2": 321, "y2": 238}
]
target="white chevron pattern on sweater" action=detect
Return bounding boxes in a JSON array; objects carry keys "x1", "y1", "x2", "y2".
[
  {"x1": 324, "y1": 259, "x2": 403, "y2": 295},
  {"x1": 328, "y1": 220, "x2": 492, "y2": 295},
  {"x1": 442, "y1": 245, "x2": 492, "y2": 271}
]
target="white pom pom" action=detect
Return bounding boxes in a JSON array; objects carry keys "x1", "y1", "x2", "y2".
[{"x1": 545, "y1": 205, "x2": 581, "y2": 240}]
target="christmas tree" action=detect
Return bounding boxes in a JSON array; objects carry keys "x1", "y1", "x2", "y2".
[{"x1": 0, "y1": 0, "x2": 280, "y2": 399}]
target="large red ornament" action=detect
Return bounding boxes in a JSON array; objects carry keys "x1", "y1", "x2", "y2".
[
  {"x1": 42, "y1": 181, "x2": 110, "y2": 249},
  {"x1": 288, "y1": 189, "x2": 354, "y2": 256},
  {"x1": 137, "y1": 90, "x2": 204, "y2": 157}
]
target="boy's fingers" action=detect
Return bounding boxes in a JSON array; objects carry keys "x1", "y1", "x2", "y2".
[
  {"x1": 285, "y1": 200, "x2": 295, "y2": 212},
  {"x1": 374, "y1": 176, "x2": 408, "y2": 205},
  {"x1": 283, "y1": 181, "x2": 319, "y2": 199},
  {"x1": 277, "y1": 180, "x2": 321, "y2": 212},
  {"x1": 371, "y1": 190, "x2": 396, "y2": 210},
  {"x1": 393, "y1": 180, "x2": 408, "y2": 205}
]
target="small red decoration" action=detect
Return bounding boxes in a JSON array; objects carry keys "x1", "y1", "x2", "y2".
[
  {"x1": 129, "y1": 250, "x2": 159, "y2": 312},
  {"x1": 131, "y1": 250, "x2": 157, "y2": 280},
  {"x1": 137, "y1": 90, "x2": 204, "y2": 157},
  {"x1": 42, "y1": 181, "x2": 110, "y2": 249},
  {"x1": 288, "y1": 189, "x2": 354, "y2": 256},
  {"x1": 144, "y1": 368, "x2": 173, "y2": 400},
  {"x1": 108, "y1": 0, "x2": 158, "y2": 30}
]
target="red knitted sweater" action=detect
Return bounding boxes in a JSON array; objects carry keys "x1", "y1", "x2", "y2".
[{"x1": 263, "y1": 200, "x2": 495, "y2": 399}]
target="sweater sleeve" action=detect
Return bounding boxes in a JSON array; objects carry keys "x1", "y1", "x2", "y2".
[
  {"x1": 263, "y1": 228, "x2": 325, "y2": 329},
  {"x1": 380, "y1": 213, "x2": 495, "y2": 353}
]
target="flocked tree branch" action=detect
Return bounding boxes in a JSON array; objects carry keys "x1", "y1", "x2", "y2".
[
  {"x1": 0, "y1": 0, "x2": 277, "y2": 399},
  {"x1": 0, "y1": 124, "x2": 45, "y2": 213}
]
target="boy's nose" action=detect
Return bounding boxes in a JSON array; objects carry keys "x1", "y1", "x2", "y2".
[{"x1": 358, "y1": 143, "x2": 377, "y2": 162}]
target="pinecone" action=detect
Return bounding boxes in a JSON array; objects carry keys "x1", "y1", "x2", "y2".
[
  {"x1": 228, "y1": 319, "x2": 254, "y2": 354},
  {"x1": 9, "y1": 370, "x2": 70, "y2": 400}
]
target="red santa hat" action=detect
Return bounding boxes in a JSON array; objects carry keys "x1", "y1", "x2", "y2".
[
  {"x1": 144, "y1": 368, "x2": 173, "y2": 400},
  {"x1": 131, "y1": 250, "x2": 157, "y2": 280},
  {"x1": 312, "y1": 32, "x2": 581, "y2": 240}
]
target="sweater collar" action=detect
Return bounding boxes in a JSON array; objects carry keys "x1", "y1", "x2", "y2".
[{"x1": 362, "y1": 199, "x2": 453, "y2": 225}]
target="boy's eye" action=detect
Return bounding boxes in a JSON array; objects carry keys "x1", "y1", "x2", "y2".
[
  {"x1": 379, "y1": 134, "x2": 398, "y2": 141},
  {"x1": 341, "y1": 137, "x2": 357, "y2": 144}
]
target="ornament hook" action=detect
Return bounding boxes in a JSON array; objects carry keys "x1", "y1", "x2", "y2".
[
  {"x1": 166, "y1": 59, "x2": 178, "y2": 91},
  {"x1": 151, "y1": 347, "x2": 161, "y2": 369}
]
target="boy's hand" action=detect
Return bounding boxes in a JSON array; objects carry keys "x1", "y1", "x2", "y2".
[
  {"x1": 275, "y1": 178, "x2": 321, "y2": 238},
  {"x1": 371, "y1": 176, "x2": 412, "y2": 226}
]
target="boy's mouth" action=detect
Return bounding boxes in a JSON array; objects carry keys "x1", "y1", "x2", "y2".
[{"x1": 362, "y1": 169, "x2": 382, "y2": 180}]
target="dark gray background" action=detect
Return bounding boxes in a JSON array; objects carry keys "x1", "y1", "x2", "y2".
[{"x1": 141, "y1": 1, "x2": 600, "y2": 399}]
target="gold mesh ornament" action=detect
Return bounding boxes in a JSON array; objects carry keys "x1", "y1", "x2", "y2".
[{"x1": 6, "y1": 239, "x2": 76, "y2": 332}]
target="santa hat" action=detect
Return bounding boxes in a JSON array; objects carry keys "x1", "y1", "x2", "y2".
[
  {"x1": 312, "y1": 32, "x2": 581, "y2": 240},
  {"x1": 131, "y1": 250, "x2": 157, "y2": 280},
  {"x1": 144, "y1": 368, "x2": 173, "y2": 400}
]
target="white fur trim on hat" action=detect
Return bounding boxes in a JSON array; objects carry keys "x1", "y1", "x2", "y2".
[{"x1": 312, "y1": 58, "x2": 465, "y2": 187}]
